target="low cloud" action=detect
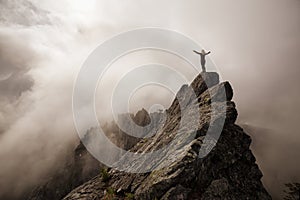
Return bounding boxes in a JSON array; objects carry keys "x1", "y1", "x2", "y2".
[{"x1": 0, "y1": 0, "x2": 299, "y2": 199}]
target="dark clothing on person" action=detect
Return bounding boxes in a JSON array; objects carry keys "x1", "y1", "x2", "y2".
[{"x1": 193, "y1": 50, "x2": 211, "y2": 72}]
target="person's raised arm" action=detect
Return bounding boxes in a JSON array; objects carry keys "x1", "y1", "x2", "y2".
[
  {"x1": 205, "y1": 51, "x2": 211, "y2": 55},
  {"x1": 193, "y1": 50, "x2": 201, "y2": 55}
]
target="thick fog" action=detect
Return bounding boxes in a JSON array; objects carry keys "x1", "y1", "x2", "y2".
[{"x1": 0, "y1": 0, "x2": 299, "y2": 199}]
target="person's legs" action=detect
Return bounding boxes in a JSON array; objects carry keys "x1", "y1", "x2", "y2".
[{"x1": 201, "y1": 61, "x2": 206, "y2": 72}]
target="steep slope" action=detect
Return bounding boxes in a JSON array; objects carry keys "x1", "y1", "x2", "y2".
[
  {"x1": 26, "y1": 142, "x2": 101, "y2": 200},
  {"x1": 63, "y1": 72, "x2": 271, "y2": 200},
  {"x1": 26, "y1": 109, "x2": 155, "y2": 200}
]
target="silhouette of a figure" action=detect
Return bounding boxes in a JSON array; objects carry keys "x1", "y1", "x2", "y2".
[{"x1": 193, "y1": 49, "x2": 211, "y2": 72}]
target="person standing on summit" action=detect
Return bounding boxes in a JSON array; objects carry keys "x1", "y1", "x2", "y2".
[{"x1": 193, "y1": 49, "x2": 211, "y2": 72}]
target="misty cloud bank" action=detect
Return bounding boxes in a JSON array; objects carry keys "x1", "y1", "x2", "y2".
[{"x1": 0, "y1": 0, "x2": 299, "y2": 199}]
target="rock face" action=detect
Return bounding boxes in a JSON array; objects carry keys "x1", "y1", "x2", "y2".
[
  {"x1": 62, "y1": 72, "x2": 271, "y2": 200},
  {"x1": 118, "y1": 108, "x2": 165, "y2": 150},
  {"x1": 26, "y1": 142, "x2": 101, "y2": 200},
  {"x1": 26, "y1": 109, "x2": 157, "y2": 200}
]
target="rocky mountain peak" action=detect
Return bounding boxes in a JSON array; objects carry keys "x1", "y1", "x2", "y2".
[
  {"x1": 61, "y1": 72, "x2": 271, "y2": 200},
  {"x1": 132, "y1": 108, "x2": 151, "y2": 127}
]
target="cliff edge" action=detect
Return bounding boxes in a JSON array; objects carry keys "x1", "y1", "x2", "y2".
[{"x1": 62, "y1": 72, "x2": 271, "y2": 200}]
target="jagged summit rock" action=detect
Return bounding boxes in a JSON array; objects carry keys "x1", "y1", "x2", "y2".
[
  {"x1": 132, "y1": 108, "x2": 151, "y2": 127},
  {"x1": 61, "y1": 72, "x2": 271, "y2": 200},
  {"x1": 191, "y1": 72, "x2": 219, "y2": 96}
]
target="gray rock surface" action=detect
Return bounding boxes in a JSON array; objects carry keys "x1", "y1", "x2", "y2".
[
  {"x1": 61, "y1": 72, "x2": 271, "y2": 200},
  {"x1": 26, "y1": 110, "x2": 156, "y2": 200},
  {"x1": 26, "y1": 141, "x2": 101, "y2": 200}
]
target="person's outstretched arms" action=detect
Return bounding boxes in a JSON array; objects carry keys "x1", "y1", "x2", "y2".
[
  {"x1": 205, "y1": 51, "x2": 211, "y2": 55},
  {"x1": 193, "y1": 50, "x2": 201, "y2": 55}
]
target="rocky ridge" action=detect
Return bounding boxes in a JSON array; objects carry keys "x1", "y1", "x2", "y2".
[
  {"x1": 62, "y1": 72, "x2": 271, "y2": 200},
  {"x1": 26, "y1": 108, "x2": 156, "y2": 200}
]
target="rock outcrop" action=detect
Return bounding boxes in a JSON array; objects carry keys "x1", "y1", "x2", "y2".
[
  {"x1": 26, "y1": 142, "x2": 101, "y2": 200},
  {"x1": 26, "y1": 109, "x2": 157, "y2": 200},
  {"x1": 118, "y1": 108, "x2": 165, "y2": 150},
  {"x1": 62, "y1": 72, "x2": 271, "y2": 200}
]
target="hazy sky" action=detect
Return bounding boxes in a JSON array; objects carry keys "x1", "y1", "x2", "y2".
[{"x1": 0, "y1": 0, "x2": 299, "y2": 199}]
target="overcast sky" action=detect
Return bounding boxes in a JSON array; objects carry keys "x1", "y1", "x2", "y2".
[{"x1": 0, "y1": 0, "x2": 299, "y2": 199}]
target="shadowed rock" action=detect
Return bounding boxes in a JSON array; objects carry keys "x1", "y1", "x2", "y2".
[{"x1": 60, "y1": 72, "x2": 271, "y2": 200}]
